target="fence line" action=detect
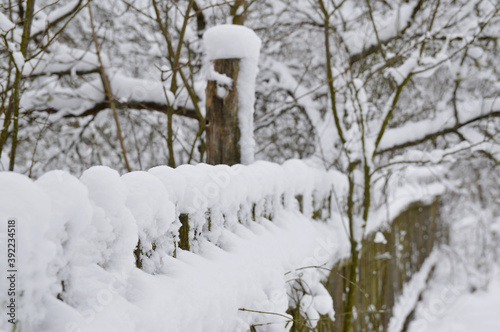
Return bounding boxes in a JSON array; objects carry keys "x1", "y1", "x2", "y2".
[{"x1": 0, "y1": 160, "x2": 446, "y2": 331}]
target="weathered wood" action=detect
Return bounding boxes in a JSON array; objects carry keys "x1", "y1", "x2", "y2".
[
  {"x1": 206, "y1": 58, "x2": 241, "y2": 165},
  {"x1": 134, "y1": 239, "x2": 143, "y2": 269},
  {"x1": 179, "y1": 213, "x2": 190, "y2": 251},
  {"x1": 316, "y1": 200, "x2": 444, "y2": 332}
]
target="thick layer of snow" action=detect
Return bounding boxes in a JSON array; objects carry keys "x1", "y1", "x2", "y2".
[
  {"x1": 12, "y1": 51, "x2": 24, "y2": 70},
  {"x1": 23, "y1": 45, "x2": 102, "y2": 77},
  {"x1": 203, "y1": 25, "x2": 261, "y2": 62},
  {"x1": 21, "y1": 72, "x2": 176, "y2": 119},
  {"x1": 203, "y1": 25, "x2": 261, "y2": 165},
  {"x1": 0, "y1": 160, "x2": 350, "y2": 331},
  {"x1": 366, "y1": 165, "x2": 446, "y2": 235},
  {"x1": 378, "y1": 98, "x2": 500, "y2": 152},
  {"x1": 31, "y1": 0, "x2": 82, "y2": 36},
  {"x1": 406, "y1": 206, "x2": 500, "y2": 332},
  {"x1": 374, "y1": 231, "x2": 387, "y2": 244},
  {"x1": 0, "y1": 173, "x2": 55, "y2": 330},
  {"x1": 408, "y1": 269, "x2": 500, "y2": 332},
  {"x1": 150, "y1": 160, "x2": 347, "y2": 251},
  {"x1": 0, "y1": 157, "x2": 445, "y2": 331}
]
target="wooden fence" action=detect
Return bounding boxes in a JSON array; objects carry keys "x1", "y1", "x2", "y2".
[{"x1": 311, "y1": 200, "x2": 446, "y2": 332}]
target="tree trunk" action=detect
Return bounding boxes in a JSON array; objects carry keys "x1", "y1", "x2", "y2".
[
  {"x1": 205, "y1": 58, "x2": 241, "y2": 166},
  {"x1": 4, "y1": 0, "x2": 36, "y2": 170}
]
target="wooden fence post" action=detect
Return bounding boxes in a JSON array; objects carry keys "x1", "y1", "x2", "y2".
[
  {"x1": 205, "y1": 58, "x2": 241, "y2": 165},
  {"x1": 203, "y1": 24, "x2": 261, "y2": 166}
]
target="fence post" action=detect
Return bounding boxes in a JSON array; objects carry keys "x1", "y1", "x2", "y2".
[
  {"x1": 205, "y1": 58, "x2": 241, "y2": 165},
  {"x1": 203, "y1": 25, "x2": 261, "y2": 166}
]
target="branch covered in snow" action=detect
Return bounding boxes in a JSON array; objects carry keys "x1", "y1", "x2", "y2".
[
  {"x1": 377, "y1": 99, "x2": 500, "y2": 154},
  {"x1": 30, "y1": 0, "x2": 84, "y2": 39},
  {"x1": 22, "y1": 73, "x2": 200, "y2": 120},
  {"x1": 346, "y1": 0, "x2": 424, "y2": 64}
]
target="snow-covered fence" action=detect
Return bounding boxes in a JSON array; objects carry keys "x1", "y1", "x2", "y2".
[
  {"x1": 0, "y1": 160, "x2": 349, "y2": 332},
  {"x1": 150, "y1": 159, "x2": 345, "y2": 254},
  {"x1": 0, "y1": 157, "x2": 448, "y2": 332},
  {"x1": 319, "y1": 201, "x2": 446, "y2": 332}
]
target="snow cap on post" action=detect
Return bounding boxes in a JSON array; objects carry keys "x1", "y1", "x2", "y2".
[
  {"x1": 203, "y1": 24, "x2": 261, "y2": 62},
  {"x1": 203, "y1": 25, "x2": 261, "y2": 165}
]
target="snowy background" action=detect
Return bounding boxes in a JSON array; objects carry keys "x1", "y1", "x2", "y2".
[{"x1": 1, "y1": 0, "x2": 500, "y2": 331}]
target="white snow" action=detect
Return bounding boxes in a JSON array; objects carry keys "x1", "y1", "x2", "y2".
[
  {"x1": 366, "y1": 165, "x2": 446, "y2": 235},
  {"x1": 374, "y1": 231, "x2": 387, "y2": 244},
  {"x1": 0, "y1": 156, "x2": 458, "y2": 331},
  {"x1": 378, "y1": 97, "x2": 500, "y2": 152},
  {"x1": 0, "y1": 160, "x2": 350, "y2": 331},
  {"x1": 12, "y1": 51, "x2": 24, "y2": 70},
  {"x1": 203, "y1": 25, "x2": 261, "y2": 62},
  {"x1": 21, "y1": 72, "x2": 175, "y2": 119},
  {"x1": 203, "y1": 25, "x2": 261, "y2": 165},
  {"x1": 122, "y1": 171, "x2": 177, "y2": 273},
  {"x1": 31, "y1": 0, "x2": 82, "y2": 36},
  {"x1": 0, "y1": 173, "x2": 55, "y2": 330},
  {"x1": 23, "y1": 44, "x2": 102, "y2": 77},
  {"x1": 0, "y1": 12, "x2": 15, "y2": 33},
  {"x1": 343, "y1": 2, "x2": 416, "y2": 55},
  {"x1": 388, "y1": 250, "x2": 439, "y2": 332},
  {"x1": 79, "y1": 166, "x2": 138, "y2": 272},
  {"x1": 405, "y1": 203, "x2": 500, "y2": 332},
  {"x1": 408, "y1": 268, "x2": 500, "y2": 332},
  {"x1": 386, "y1": 57, "x2": 417, "y2": 84}
]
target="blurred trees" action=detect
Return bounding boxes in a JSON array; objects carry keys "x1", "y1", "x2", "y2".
[{"x1": 3, "y1": 1, "x2": 497, "y2": 174}]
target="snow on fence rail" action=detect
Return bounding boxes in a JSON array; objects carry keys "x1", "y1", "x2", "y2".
[
  {"x1": 0, "y1": 160, "x2": 350, "y2": 332},
  {"x1": 149, "y1": 159, "x2": 346, "y2": 253}
]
